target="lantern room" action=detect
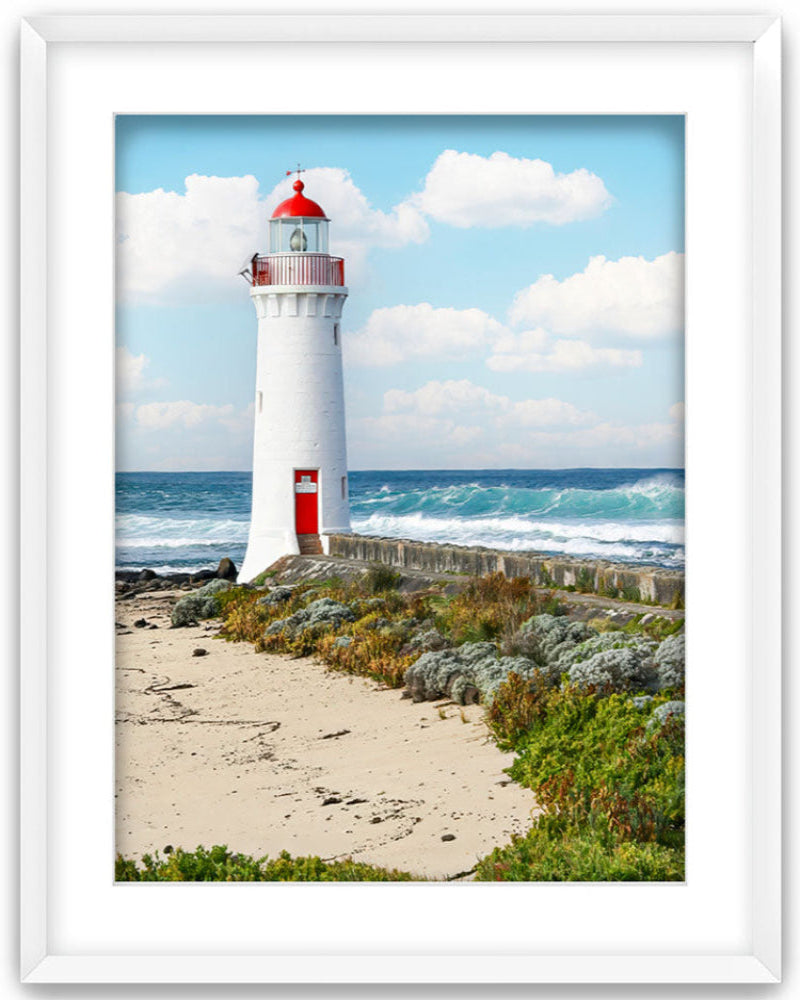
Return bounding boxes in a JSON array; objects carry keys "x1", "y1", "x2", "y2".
[
  {"x1": 242, "y1": 176, "x2": 344, "y2": 288},
  {"x1": 268, "y1": 179, "x2": 329, "y2": 254}
]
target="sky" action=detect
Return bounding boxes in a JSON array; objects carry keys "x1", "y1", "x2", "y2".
[{"x1": 115, "y1": 115, "x2": 685, "y2": 472}]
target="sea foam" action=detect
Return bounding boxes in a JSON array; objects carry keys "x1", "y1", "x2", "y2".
[{"x1": 115, "y1": 468, "x2": 685, "y2": 572}]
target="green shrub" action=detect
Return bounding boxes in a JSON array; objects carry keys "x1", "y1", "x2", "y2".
[
  {"x1": 217, "y1": 587, "x2": 271, "y2": 644},
  {"x1": 115, "y1": 845, "x2": 417, "y2": 882},
  {"x1": 621, "y1": 583, "x2": 642, "y2": 603},
  {"x1": 317, "y1": 621, "x2": 419, "y2": 687},
  {"x1": 598, "y1": 574, "x2": 620, "y2": 599},
  {"x1": 364, "y1": 563, "x2": 402, "y2": 594},
  {"x1": 645, "y1": 617, "x2": 684, "y2": 641},
  {"x1": 540, "y1": 593, "x2": 568, "y2": 617},
  {"x1": 436, "y1": 573, "x2": 540, "y2": 646},
  {"x1": 474, "y1": 823, "x2": 684, "y2": 881},
  {"x1": 217, "y1": 577, "x2": 424, "y2": 686},
  {"x1": 509, "y1": 689, "x2": 684, "y2": 847},
  {"x1": 221, "y1": 584, "x2": 339, "y2": 651},
  {"x1": 475, "y1": 681, "x2": 685, "y2": 881},
  {"x1": 601, "y1": 614, "x2": 684, "y2": 643},
  {"x1": 486, "y1": 670, "x2": 552, "y2": 751},
  {"x1": 537, "y1": 566, "x2": 556, "y2": 588}
]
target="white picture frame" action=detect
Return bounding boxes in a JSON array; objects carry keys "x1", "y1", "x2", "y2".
[{"x1": 19, "y1": 12, "x2": 781, "y2": 986}]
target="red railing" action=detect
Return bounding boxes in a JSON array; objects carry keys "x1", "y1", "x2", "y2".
[{"x1": 251, "y1": 254, "x2": 345, "y2": 287}]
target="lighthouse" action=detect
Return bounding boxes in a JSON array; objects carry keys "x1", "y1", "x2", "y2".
[{"x1": 238, "y1": 175, "x2": 350, "y2": 582}]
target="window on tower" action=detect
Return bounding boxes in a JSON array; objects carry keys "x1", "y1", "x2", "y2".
[{"x1": 334, "y1": 323, "x2": 339, "y2": 346}]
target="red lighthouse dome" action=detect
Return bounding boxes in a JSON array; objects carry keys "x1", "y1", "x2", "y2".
[{"x1": 272, "y1": 179, "x2": 328, "y2": 219}]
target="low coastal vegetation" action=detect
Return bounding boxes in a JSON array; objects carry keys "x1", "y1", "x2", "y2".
[
  {"x1": 478, "y1": 682, "x2": 684, "y2": 880},
  {"x1": 115, "y1": 845, "x2": 416, "y2": 882},
  {"x1": 119, "y1": 568, "x2": 685, "y2": 882}
]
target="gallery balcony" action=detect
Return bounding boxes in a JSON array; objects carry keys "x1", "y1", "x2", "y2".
[{"x1": 248, "y1": 253, "x2": 345, "y2": 288}]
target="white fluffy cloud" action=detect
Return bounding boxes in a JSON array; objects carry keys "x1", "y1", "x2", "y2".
[
  {"x1": 460, "y1": 419, "x2": 683, "y2": 470},
  {"x1": 509, "y1": 252, "x2": 684, "y2": 339},
  {"x1": 487, "y1": 334, "x2": 642, "y2": 373},
  {"x1": 385, "y1": 380, "x2": 507, "y2": 418},
  {"x1": 116, "y1": 399, "x2": 255, "y2": 471},
  {"x1": 116, "y1": 153, "x2": 611, "y2": 307},
  {"x1": 133, "y1": 400, "x2": 237, "y2": 431},
  {"x1": 116, "y1": 346, "x2": 149, "y2": 395},
  {"x1": 269, "y1": 168, "x2": 428, "y2": 259},
  {"x1": 346, "y1": 303, "x2": 504, "y2": 367},
  {"x1": 116, "y1": 169, "x2": 428, "y2": 305},
  {"x1": 352, "y1": 412, "x2": 484, "y2": 449},
  {"x1": 381, "y1": 379, "x2": 594, "y2": 428},
  {"x1": 347, "y1": 305, "x2": 646, "y2": 373},
  {"x1": 410, "y1": 150, "x2": 612, "y2": 228},
  {"x1": 504, "y1": 397, "x2": 595, "y2": 428},
  {"x1": 116, "y1": 174, "x2": 265, "y2": 304},
  {"x1": 348, "y1": 380, "x2": 683, "y2": 469},
  {"x1": 115, "y1": 346, "x2": 168, "y2": 398}
]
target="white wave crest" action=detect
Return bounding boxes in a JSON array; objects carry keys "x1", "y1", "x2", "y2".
[
  {"x1": 350, "y1": 511, "x2": 684, "y2": 567},
  {"x1": 116, "y1": 514, "x2": 249, "y2": 547},
  {"x1": 353, "y1": 512, "x2": 683, "y2": 545}
]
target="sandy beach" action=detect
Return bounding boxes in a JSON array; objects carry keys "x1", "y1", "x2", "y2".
[{"x1": 115, "y1": 587, "x2": 538, "y2": 880}]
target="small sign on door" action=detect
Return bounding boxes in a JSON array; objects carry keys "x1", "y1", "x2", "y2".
[{"x1": 295, "y1": 481, "x2": 318, "y2": 494}]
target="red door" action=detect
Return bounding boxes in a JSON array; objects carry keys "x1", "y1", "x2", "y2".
[{"x1": 294, "y1": 470, "x2": 319, "y2": 534}]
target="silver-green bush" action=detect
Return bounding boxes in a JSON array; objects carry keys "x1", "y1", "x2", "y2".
[
  {"x1": 566, "y1": 646, "x2": 658, "y2": 692},
  {"x1": 554, "y1": 633, "x2": 658, "y2": 692},
  {"x1": 555, "y1": 632, "x2": 657, "y2": 672},
  {"x1": 654, "y1": 633, "x2": 685, "y2": 689},
  {"x1": 647, "y1": 699, "x2": 685, "y2": 731},
  {"x1": 171, "y1": 579, "x2": 232, "y2": 627},
  {"x1": 265, "y1": 597, "x2": 356, "y2": 637},
  {"x1": 258, "y1": 586, "x2": 294, "y2": 607},
  {"x1": 517, "y1": 614, "x2": 597, "y2": 680},
  {"x1": 404, "y1": 642, "x2": 540, "y2": 705}
]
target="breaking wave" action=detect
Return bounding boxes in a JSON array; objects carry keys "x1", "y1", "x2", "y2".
[{"x1": 116, "y1": 468, "x2": 685, "y2": 572}]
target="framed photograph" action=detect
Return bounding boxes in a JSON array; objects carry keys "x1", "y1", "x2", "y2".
[{"x1": 20, "y1": 13, "x2": 781, "y2": 985}]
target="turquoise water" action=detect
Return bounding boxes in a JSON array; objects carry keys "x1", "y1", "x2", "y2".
[{"x1": 115, "y1": 468, "x2": 685, "y2": 574}]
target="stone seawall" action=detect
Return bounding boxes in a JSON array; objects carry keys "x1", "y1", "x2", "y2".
[{"x1": 326, "y1": 533, "x2": 684, "y2": 608}]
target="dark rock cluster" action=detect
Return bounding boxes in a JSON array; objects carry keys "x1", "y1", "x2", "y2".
[{"x1": 115, "y1": 558, "x2": 240, "y2": 600}]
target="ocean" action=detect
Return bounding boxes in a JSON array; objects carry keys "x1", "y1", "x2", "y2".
[{"x1": 115, "y1": 468, "x2": 685, "y2": 575}]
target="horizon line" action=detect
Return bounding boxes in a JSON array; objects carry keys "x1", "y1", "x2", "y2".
[{"x1": 115, "y1": 465, "x2": 686, "y2": 474}]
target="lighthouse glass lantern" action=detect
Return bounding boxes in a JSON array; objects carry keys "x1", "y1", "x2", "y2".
[
  {"x1": 238, "y1": 177, "x2": 350, "y2": 583},
  {"x1": 269, "y1": 217, "x2": 329, "y2": 254}
]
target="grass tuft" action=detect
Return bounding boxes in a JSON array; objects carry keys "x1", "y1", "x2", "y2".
[
  {"x1": 475, "y1": 825, "x2": 683, "y2": 882},
  {"x1": 435, "y1": 573, "x2": 543, "y2": 646},
  {"x1": 363, "y1": 563, "x2": 402, "y2": 594}
]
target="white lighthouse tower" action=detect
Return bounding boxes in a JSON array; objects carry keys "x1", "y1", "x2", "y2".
[{"x1": 238, "y1": 175, "x2": 350, "y2": 582}]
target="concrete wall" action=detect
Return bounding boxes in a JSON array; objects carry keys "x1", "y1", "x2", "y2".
[{"x1": 326, "y1": 533, "x2": 684, "y2": 608}]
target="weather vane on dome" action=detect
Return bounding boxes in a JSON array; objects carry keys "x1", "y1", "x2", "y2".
[{"x1": 286, "y1": 164, "x2": 306, "y2": 180}]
